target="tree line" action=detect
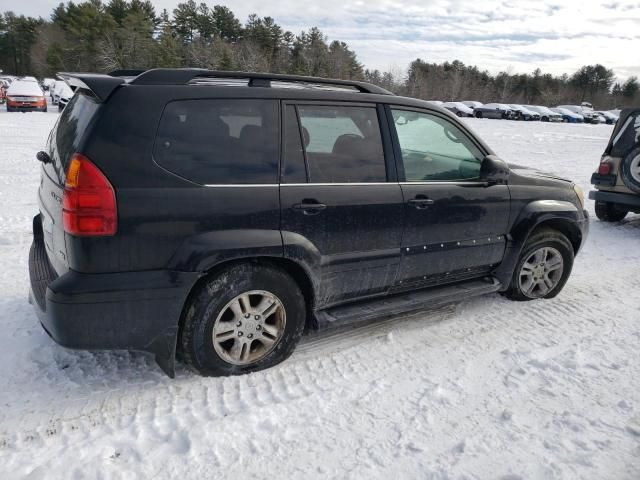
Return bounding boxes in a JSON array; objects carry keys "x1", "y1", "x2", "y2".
[{"x1": 1, "y1": 0, "x2": 638, "y2": 108}]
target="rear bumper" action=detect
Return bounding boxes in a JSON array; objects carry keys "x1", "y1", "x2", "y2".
[
  {"x1": 29, "y1": 231, "x2": 201, "y2": 376},
  {"x1": 589, "y1": 190, "x2": 640, "y2": 210}
]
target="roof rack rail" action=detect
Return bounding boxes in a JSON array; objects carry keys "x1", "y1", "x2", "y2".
[{"x1": 130, "y1": 69, "x2": 393, "y2": 95}]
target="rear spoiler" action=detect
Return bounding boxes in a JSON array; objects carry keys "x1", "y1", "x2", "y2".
[{"x1": 57, "y1": 72, "x2": 126, "y2": 102}]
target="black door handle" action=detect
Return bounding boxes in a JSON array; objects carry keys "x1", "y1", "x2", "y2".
[
  {"x1": 408, "y1": 197, "x2": 434, "y2": 209},
  {"x1": 293, "y1": 200, "x2": 327, "y2": 215}
]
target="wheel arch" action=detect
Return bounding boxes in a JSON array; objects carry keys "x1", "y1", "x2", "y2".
[
  {"x1": 529, "y1": 218, "x2": 583, "y2": 253},
  {"x1": 177, "y1": 256, "x2": 317, "y2": 346},
  {"x1": 493, "y1": 200, "x2": 586, "y2": 289}
]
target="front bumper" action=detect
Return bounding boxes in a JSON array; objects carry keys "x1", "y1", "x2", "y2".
[
  {"x1": 29, "y1": 231, "x2": 201, "y2": 376},
  {"x1": 589, "y1": 190, "x2": 640, "y2": 211},
  {"x1": 7, "y1": 103, "x2": 46, "y2": 111}
]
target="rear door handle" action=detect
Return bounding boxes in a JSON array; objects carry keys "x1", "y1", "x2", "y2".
[
  {"x1": 408, "y1": 197, "x2": 434, "y2": 209},
  {"x1": 293, "y1": 200, "x2": 327, "y2": 215}
]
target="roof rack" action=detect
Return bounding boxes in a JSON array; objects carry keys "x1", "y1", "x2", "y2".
[{"x1": 130, "y1": 69, "x2": 393, "y2": 95}]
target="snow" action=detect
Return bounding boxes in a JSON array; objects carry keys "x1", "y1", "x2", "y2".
[
  {"x1": 0, "y1": 107, "x2": 639, "y2": 479},
  {"x1": 6, "y1": 80, "x2": 44, "y2": 97}
]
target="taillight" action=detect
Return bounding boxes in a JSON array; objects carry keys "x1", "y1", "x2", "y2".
[
  {"x1": 62, "y1": 153, "x2": 117, "y2": 236},
  {"x1": 598, "y1": 162, "x2": 612, "y2": 175}
]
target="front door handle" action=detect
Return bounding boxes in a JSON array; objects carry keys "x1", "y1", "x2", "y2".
[
  {"x1": 293, "y1": 200, "x2": 327, "y2": 215},
  {"x1": 408, "y1": 197, "x2": 434, "y2": 209}
]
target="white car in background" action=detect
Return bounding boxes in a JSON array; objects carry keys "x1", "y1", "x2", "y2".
[
  {"x1": 56, "y1": 82, "x2": 74, "y2": 111},
  {"x1": 51, "y1": 80, "x2": 69, "y2": 105},
  {"x1": 41, "y1": 78, "x2": 56, "y2": 92},
  {"x1": 508, "y1": 104, "x2": 540, "y2": 121},
  {"x1": 525, "y1": 105, "x2": 563, "y2": 122},
  {"x1": 461, "y1": 100, "x2": 483, "y2": 109},
  {"x1": 442, "y1": 101, "x2": 474, "y2": 117}
]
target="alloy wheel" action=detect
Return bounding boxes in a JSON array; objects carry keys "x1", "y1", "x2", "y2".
[
  {"x1": 518, "y1": 247, "x2": 564, "y2": 299},
  {"x1": 212, "y1": 290, "x2": 286, "y2": 365}
]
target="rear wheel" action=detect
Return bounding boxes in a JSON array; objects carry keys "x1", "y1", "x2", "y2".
[
  {"x1": 456, "y1": 111, "x2": 463, "y2": 117},
  {"x1": 503, "y1": 228, "x2": 574, "y2": 301},
  {"x1": 595, "y1": 201, "x2": 628, "y2": 222},
  {"x1": 179, "y1": 263, "x2": 306, "y2": 376},
  {"x1": 475, "y1": 111, "x2": 483, "y2": 118}
]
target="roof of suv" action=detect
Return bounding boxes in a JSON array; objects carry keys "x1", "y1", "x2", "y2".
[{"x1": 58, "y1": 69, "x2": 394, "y2": 102}]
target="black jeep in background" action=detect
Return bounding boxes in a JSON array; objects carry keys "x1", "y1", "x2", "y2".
[{"x1": 29, "y1": 69, "x2": 589, "y2": 377}]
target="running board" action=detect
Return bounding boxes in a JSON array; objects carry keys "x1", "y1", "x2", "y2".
[{"x1": 314, "y1": 277, "x2": 501, "y2": 331}]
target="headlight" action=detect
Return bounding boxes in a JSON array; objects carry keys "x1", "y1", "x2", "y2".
[{"x1": 573, "y1": 184, "x2": 585, "y2": 208}]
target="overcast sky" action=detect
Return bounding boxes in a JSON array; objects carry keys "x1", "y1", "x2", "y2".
[{"x1": 3, "y1": 0, "x2": 640, "y2": 80}]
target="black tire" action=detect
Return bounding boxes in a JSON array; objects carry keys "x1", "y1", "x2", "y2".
[
  {"x1": 475, "y1": 111, "x2": 483, "y2": 118},
  {"x1": 503, "y1": 228, "x2": 574, "y2": 301},
  {"x1": 620, "y1": 147, "x2": 640, "y2": 194},
  {"x1": 541, "y1": 116, "x2": 549, "y2": 122},
  {"x1": 179, "y1": 262, "x2": 306, "y2": 376},
  {"x1": 594, "y1": 201, "x2": 628, "y2": 222},
  {"x1": 456, "y1": 111, "x2": 463, "y2": 117},
  {"x1": 58, "y1": 104, "x2": 63, "y2": 112}
]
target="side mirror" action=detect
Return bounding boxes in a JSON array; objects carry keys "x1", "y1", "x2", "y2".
[{"x1": 480, "y1": 155, "x2": 510, "y2": 184}]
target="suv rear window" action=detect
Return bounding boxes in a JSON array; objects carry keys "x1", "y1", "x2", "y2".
[
  {"x1": 154, "y1": 99, "x2": 279, "y2": 185},
  {"x1": 48, "y1": 92, "x2": 99, "y2": 173}
]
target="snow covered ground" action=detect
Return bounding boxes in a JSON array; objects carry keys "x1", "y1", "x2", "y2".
[{"x1": 0, "y1": 107, "x2": 639, "y2": 479}]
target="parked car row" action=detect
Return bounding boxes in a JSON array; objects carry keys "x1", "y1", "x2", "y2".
[{"x1": 432, "y1": 99, "x2": 619, "y2": 124}]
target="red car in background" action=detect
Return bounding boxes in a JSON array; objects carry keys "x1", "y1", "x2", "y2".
[{"x1": 6, "y1": 79, "x2": 47, "y2": 112}]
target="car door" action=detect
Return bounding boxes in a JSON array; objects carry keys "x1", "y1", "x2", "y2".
[
  {"x1": 280, "y1": 102, "x2": 405, "y2": 308},
  {"x1": 388, "y1": 106, "x2": 510, "y2": 289}
]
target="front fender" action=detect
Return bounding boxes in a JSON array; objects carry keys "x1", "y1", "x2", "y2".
[
  {"x1": 493, "y1": 200, "x2": 586, "y2": 290},
  {"x1": 167, "y1": 229, "x2": 283, "y2": 272}
]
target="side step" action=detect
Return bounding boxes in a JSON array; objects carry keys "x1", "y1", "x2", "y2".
[{"x1": 314, "y1": 277, "x2": 501, "y2": 331}]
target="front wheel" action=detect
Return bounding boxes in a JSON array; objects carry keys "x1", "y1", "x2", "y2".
[
  {"x1": 595, "y1": 201, "x2": 628, "y2": 222},
  {"x1": 503, "y1": 228, "x2": 574, "y2": 301},
  {"x1": 179, "y1": 263, "x2": 306, "y2": 376},
  {"x1": 475, "y1": 111, "x2": 483, "y2": 118}
]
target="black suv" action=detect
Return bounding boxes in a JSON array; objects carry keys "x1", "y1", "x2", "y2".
[{"x1": 29, "y1": 69, "x2": 589, "y2": 377}]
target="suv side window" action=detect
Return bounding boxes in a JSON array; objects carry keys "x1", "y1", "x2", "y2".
[
  {"x1": 154, "y1": 99, "x2": 278, "y2": 184},
  {"x1": 391, "y1": 109, "x2": 484, "y2": 182},
  {"x1": 296, "y1": 105, "x2": 386, "y2": 183}
]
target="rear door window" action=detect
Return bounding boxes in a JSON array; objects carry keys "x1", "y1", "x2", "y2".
[
  {"x1": 154, "y1": 99, "x2": 279, "y2": 184},
  {"x1": 296, "y1": 105, "x2": 386, "y2": 183}
]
